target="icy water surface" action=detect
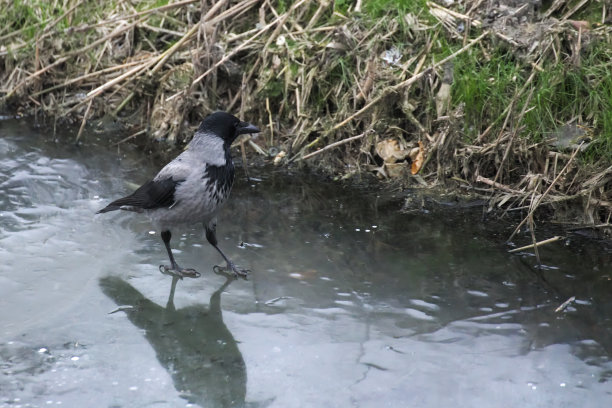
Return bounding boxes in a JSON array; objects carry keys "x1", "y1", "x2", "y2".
[{"x1": 1, "y1": 119, "x2": 611, "y2": 408}]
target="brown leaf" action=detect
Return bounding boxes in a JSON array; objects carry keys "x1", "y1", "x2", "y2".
[
  {"x1": 411, "y1": 141, "x2": 425, "y2": 175},
  {"x1": 376, "y1": 138, "x2": 409, "y2": 164}
]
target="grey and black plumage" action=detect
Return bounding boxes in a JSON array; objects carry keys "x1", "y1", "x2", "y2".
[{"x1": 97, "y1": 111, "x2": 260, "y2": 279}]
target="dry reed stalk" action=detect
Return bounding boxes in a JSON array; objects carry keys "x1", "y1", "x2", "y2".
[
  {"x1": 427, "y1": 1, "x2": 482, "y2": 27},
  {"x1": 306, "y1": 0, "x2": 331, "y2": 30},
  {"x1": 73, "y1": 0, "x2": 198, "y2": 32},
  {"x1": 207, "y1": 0, "x2": 259, "y2": 25},
  {"x1": 66, "y1": 18, "x2": 145, "y2": 57},
  {"x1": 3, "y1": 0, "x2": 200, "y2": 104},
  {"x1": 544, "y1": 0, "x2": 566, "y2": 18},
  {"x1": 555, "y1": 296, "x2": 576, "y2": 313},
  {"x1": 299, "y1": 132, "x2": 369, "y2": 161},
  {"x1": 508, "y1": 236, "x2": 562, "y2": 253},
  {"x1": 528, "y1": 205, "x2": 541, "y2": 265},
  {"x1": 475, "y1": 175, "x2": 523, "y2": 194},
  {"x1": 3, "y1": 57, "x2": 69, "y2": 100},
  {"x1": 42, "y1": 0, "x2": 85, "y2": 35},
  {"x1": 75, "y1": 98, "x2": 93, "y2": 142},
  {"x1": 150, "y1": 23, "x2": 200, "y2": 75},
  {"x1": 265, "y1": 97, "x2": 274, "y2": 146},
  {"x1": 263, "y1": 0, "x2": 309, "y2": 49},
  {"x1": 148, "y1": 0, "x2": 244, "y2": 76},
  {"x1": 4, "y1": 17, "x2": 145, "y2": 100},
  {"x1": 113, "y1": 129, "x2": 147, "y2": 146},
  {"x1": 508, "y1": 142, "x2": 584, "y2": 242},
  {"x1": 84, "y1": 60, "x2": 152, "y2": 101},
  {"x1": 32, "y1": 59, "x2": 149, "y2": 97},
  {"x1": 562, "y1": 0, "x2": 590, "y2": 19},
  {"x1": 492, "y1": 87, "x2": 535, "y2": 184},
  {"x1": 262, "y1": 0, "x2": 299, "y2": 43},
  {"x1": 141, "y1": 23, "x2": 185, "y2": 37},
  {"x1": 476, "y1": 66, "x2": 539, "y2": 144},
  {"x1": 77, "y1": 7, "x2": 210, "y2": 109}
]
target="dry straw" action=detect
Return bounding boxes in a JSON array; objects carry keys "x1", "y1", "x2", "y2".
[{"x1": 0, "y1": 0, "x2": 610, "y2": 232}]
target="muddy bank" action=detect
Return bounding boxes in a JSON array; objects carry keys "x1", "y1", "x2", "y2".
[{"x1": 1, "y1": 1, "x2": 611, "y2": 237}]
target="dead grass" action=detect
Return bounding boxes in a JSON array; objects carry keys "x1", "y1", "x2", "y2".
[{"x1": 0, "y1": 0, "x2": 610, "y2": 233}]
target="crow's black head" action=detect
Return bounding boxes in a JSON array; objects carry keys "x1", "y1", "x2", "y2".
[{"x1": 198, "y1": 111, "x2": 260, "y2": 145}]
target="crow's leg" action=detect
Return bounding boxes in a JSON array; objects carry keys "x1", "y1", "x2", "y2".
[
  {"x1": 205, "y1": 222, "x2": 249, "y2": 279},
  {"x1": 159, "y1": 230, "x2": 200, "y2": 278}
]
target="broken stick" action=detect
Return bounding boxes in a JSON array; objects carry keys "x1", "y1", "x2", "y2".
[{"x1": 508, "y1": 236, "x2": 562, "y2": 253}]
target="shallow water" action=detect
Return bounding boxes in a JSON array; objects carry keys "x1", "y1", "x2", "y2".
[{"x1": 1, "y1": 119, "x2": 611, "y2": 408}]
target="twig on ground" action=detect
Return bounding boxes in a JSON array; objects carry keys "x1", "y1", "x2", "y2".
[
  {"x1": 75, "y1": 98, "x2": 93, "y2": 142},
  {"x1": 555, "y1": 296, "x2": 576, "y2": 313},
  {"x1": 475, "y1": 175, "x2": 523, "y2": 194},
  {"x1": 298, "y1": 132, "x2": 369, "y2": 161},
  {"x1": 113, "y1": 129, "x2": 147, "y2": 146},
  {"x1": 508, "y1": 236, "x2": 562, "y2": 253}
]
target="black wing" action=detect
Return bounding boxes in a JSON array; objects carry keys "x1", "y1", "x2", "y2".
[{"x1": 97, "y1": 178, "x2": 182, "y2": 213}]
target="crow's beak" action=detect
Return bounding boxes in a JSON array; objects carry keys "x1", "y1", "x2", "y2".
[{"x1": 237, "y1": 121, "x2": 260, "y2": 135}]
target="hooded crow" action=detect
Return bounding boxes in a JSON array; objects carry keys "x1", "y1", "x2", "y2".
[{"x1": 97, "y1": 111, "x2": 260, "y2": 279}]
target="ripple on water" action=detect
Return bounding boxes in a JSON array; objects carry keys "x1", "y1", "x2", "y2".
[{"x1": 0, "y1": 127, "x2": 143, "y2": 338}]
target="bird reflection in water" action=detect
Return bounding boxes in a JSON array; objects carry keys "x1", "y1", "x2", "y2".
[{"x1": 99, "y1": 273, "x2": 246, "y2": 407}]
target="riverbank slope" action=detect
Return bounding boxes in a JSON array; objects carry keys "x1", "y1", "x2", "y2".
[{"x1": 1, "y1": 0, "x2": 610, "y2": 237}]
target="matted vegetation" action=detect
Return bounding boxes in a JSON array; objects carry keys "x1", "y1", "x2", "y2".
[{"x1": 1, "y1": 0, "x2": 611, "y2": 240}]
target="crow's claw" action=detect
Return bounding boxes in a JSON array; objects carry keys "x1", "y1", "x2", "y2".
[
  {"x1": 159, "y1": 264, "x2": 201, "y2": 279},
  {"x1": 213, "y1": 262, "x2": 249, "y2": 280}
]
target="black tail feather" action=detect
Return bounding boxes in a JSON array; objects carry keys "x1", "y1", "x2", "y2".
[
  {"x1": 96, "y1": 178, "x2": 180, "y2": 215},
  {"x1": 96, "y1": 205, "x2": 120, "y2": 214}
]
